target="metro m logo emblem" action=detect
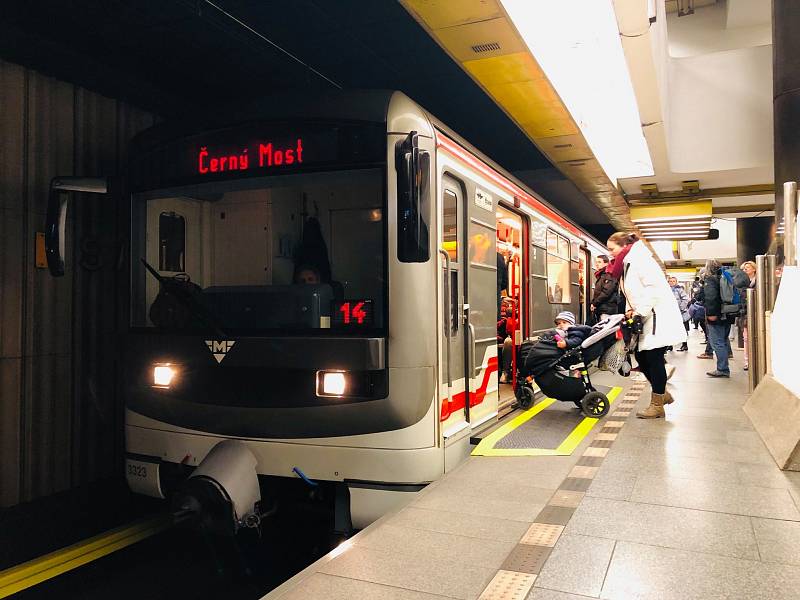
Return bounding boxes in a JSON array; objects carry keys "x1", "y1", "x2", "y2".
[{"x1": 205, "y1": 340, "x2": 236, "y2": 364}]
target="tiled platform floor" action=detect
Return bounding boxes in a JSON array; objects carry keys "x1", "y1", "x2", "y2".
[{"x1": 265, "y1": 327, "x2": 800, "y2": 600}]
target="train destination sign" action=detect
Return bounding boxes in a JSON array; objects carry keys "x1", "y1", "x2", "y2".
[
  {"x1": 131, "y1": 121, "x2": 385, "y2": 191},
  {"x1": 197, "y1": 139, "x2": 304, "y2": 174}
]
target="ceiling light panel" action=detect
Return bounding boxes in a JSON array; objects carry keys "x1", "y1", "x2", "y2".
[{"x1": 500, "y1": 0, "x2": 654, "y2": 183}]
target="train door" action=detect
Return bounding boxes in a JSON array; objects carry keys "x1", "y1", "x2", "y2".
[
  {"x1": 439, "y1": 178, "x2": 467, "y2": 431},
  {"x1": 496, "y1": 205, "x2": 525, "y2": 410},
  {"x1": 438, "y1": 175, "x2": 498, "y2": 430},
  {"x1": 464, "y1": 183, "x2": 499, "y2": 426}
]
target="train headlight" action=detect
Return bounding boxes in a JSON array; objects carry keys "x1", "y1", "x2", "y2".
[
  {"x1": 153, "y1": 364, "x2": 177, "y2": 388},
  {"x1": 318, "y1": 371, "x2": 347, "y2": 397}
]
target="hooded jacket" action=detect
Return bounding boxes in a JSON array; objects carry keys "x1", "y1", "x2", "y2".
[
  {"x1": 620, "y1": 241, "x2": 687, "y2": 351},
  {"x1": 670, "y1": 284, "x2": 690, "y2": 321}
]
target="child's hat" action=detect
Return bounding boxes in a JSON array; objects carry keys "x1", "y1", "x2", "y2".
[{"x1": 554, "y1": 311, "x2": 576, "y2": 326}]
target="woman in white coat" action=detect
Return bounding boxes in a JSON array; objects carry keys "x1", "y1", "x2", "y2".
[{"x1": 607, "y1": 232, "x2": 688, "y2": 418}]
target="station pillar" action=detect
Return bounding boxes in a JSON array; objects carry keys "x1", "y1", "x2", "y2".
[{"x1": 773, "y1": 0, "x2": 800, "y2": 243}]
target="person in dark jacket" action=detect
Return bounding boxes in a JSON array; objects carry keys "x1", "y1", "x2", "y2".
[
  {"x1": 701, "y1": 259, "x2": 734, "y2": 377},
  {"x1": 591, "y1": 255, "x2": 619, "y2": 321},
  {"x1": 497, "y1": 251, "x2": 508, "y2": 318}
]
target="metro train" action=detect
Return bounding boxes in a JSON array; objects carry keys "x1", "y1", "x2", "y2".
[{"x1": 45, "y1": 90, "x2": 607, "y2": 536}]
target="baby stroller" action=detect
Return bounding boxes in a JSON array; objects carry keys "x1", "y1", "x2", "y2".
[{"x1": 514, "y1": 315, "x2": 626, "y2": 418}]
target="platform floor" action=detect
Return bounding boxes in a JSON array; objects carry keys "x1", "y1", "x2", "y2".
[{"x1": 266, "y1": 327, "x2": 800, "y2": 600}]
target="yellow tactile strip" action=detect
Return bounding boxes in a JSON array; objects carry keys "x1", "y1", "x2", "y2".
[{"x1": 476, "y1": 381, "x2": 648, "y2": 598}]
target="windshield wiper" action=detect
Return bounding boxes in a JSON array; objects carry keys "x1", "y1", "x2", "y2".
[{"x1": 140, "y1": 258, "x2": 227, "y2": 338}]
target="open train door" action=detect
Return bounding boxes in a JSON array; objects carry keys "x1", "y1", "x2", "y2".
[
  {"x1": 463, "y1": 184, "x2": 499, "y2": 427},
  {"x1": 438, "y1": 175, "x2": 498, "y2": 433}
]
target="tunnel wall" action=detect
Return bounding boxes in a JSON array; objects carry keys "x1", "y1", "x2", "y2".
[{"x1": 0, "y1": 59, "x2": 155, "y2": 507}]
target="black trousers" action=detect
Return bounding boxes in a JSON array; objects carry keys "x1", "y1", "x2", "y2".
[{"x1": 634, "y1": 347, "x2": 667, "y2": 394}]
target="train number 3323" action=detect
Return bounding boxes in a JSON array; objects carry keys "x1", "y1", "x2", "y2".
[{"x1": 127, "y1": 464, "x2": 148, "y2": 478}]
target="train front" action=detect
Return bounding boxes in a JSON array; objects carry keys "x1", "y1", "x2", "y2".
[{"x1": 123, "y1": 96, "x2": 439, "y2": 536}]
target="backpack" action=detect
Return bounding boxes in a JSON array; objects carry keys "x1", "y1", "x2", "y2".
[{"x1": 719, "y1": 268, "x2": 742, "y2": 315}]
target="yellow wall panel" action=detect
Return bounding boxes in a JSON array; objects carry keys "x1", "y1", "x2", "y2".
[
  {"x1": 522, "y1": 117, "x2": 578, "y2": 138},
  {"x1": 435, "y1": 18, "x2": 526, "y2": 61},
  {"x1": 463, "y1": 52, "x2": 544, "y2": 86},
  {"x1": 401, "y1": 0, "x2": 503, "y2": 31}
]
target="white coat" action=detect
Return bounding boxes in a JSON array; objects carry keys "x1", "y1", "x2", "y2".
[{"x1": 620, "y1": 241, "x2": 688, "y2": 351}]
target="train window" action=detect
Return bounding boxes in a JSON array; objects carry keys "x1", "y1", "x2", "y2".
[
  {"x1": 546, "y1": 230, "x2": 571, "y2": 304},
  {"x1": 158, "y1": 212, "x2": 185, "y2": 272},
  {"x1": 531, "y1": 245, "x2": 546, "y2": 276},
  {"x1": 442, "y1": 190, "x2": 458, "y2": 260},
  {"x1": 132, "y1": 169, "x2": 387, "y2": 335}
]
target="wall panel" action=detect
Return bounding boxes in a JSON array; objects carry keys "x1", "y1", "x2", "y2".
[{"x1": 0, "y1": 59, "x2": 156, "y2": 507}]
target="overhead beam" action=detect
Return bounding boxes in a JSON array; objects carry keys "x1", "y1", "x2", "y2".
[
  {"x1": 712, "y1": 204, "x2": 775, "y2": 215},
  {"x1": 626, "y1": 184, "x2": 774, "y2": 203}
]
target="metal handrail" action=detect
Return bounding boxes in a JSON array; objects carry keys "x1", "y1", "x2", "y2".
[
  {"x1": 784, "y1": 181, "x2": 797, "y2": 267},
  {"x1": 755, "y1": 255, "x2": 769, "y2": 382},
  {"x1": 746, "y1": 287, "x2": 757, "y2": 392}
]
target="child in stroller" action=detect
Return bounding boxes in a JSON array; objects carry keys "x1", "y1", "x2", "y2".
[{"x1": 515, "y1": 314, "x2": 626, "y2": 418}]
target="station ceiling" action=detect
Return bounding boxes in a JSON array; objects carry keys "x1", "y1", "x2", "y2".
[{"x1": 0, "y1": 0, "x2": 612, "y2": 233}]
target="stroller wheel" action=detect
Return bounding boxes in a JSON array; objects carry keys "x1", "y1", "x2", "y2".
[
  {"x1": 515, "y1": 384, "x2": 536, "y2": 409},
  {"x1": 581, "y1": 392, "x2": 609, "y2": 418}
]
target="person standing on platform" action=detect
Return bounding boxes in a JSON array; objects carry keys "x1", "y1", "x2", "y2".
[
  {"x1": 590, "y1": 255, "x2": 619, "y2": 322},
  {"x1": 668, "y1": 276, "x2": 690, "y2": 351},
  {"x1": 607, "y1": 232, "x2": 687, "y2": 419},
  {"x1": 738, "y1": 260, "x2": 757, "y2": 371},
  {"x1": 702, "y1": 259, "x2": 746, "y2": 377}
]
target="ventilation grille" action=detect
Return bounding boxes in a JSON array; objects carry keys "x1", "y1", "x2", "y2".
[{"x1": 471, "y1": 41, "x2": 501, "y2": 53}]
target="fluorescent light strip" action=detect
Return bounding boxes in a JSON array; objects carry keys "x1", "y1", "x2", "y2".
[
  {"x1": 638, "y1": 225, "x2": 710, "y2": 231},
  {"x1": 500, "y1": 0, "x2": 654, "y2": 182},
  {"x1": 633, "y1": 216, "x2": 712, "y2": 224},
  {"x1": 639, "y1": 230, "x2": 710, "y2": 235},
  {"x1": 644, "y1": 235, "x2": 708, "y2": 239}
]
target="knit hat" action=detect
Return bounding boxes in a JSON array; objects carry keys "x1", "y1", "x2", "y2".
[{"x1": 554, "y1": 311, "x2": 576, "y2": 326}]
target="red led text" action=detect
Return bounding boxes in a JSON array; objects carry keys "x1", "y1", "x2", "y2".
[
  {"x1": 338, "y1": 301, "x2": 368, "y2": 325},
  {"x1": 198, "y1": 147, "x2": 249, "y2": 174},
  {"x1": 259, "y1": 139, "x2": 303, "y2": 167},
  {"x1": 197, "y1": 138, "x2": 304, "y2": 175}
]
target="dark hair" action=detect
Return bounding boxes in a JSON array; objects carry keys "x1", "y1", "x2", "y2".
[
  {"x1": 607, "y1": 232, "x2": 638, "y2": 247},
  {"x1": 597, "y1": 254, "x2": 610, "y2": 264},
  {"x1": 293, "y1": 264, "x2": 322, "y2": 282}
]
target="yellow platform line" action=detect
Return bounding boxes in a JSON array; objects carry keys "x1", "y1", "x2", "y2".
[
  {"x1": 472, "y1": 387, "x2": 622, "y2": 457},
  {"x1": 0, "y1": 515, "x2": 171, "y2": 598}
]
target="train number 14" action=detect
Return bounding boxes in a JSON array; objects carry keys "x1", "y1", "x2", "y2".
[{"x1": 339, "y1": 301, "x2": 367, "y2": 325}]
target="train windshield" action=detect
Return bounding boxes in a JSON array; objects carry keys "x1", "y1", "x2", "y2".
[{"x1": 130, "y1": 168, "x2": 386, "y2": 335}]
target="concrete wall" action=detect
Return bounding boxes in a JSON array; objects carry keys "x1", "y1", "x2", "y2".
[
  {"x1": 0, "y1": 59, "x2": 155, "y2": 507},
  {"x1": 666, "y1": 44, "x2": 773, "y2": 175},
  {"x1": 667, "y1": 1, "x2": 771, "y2": 58}
]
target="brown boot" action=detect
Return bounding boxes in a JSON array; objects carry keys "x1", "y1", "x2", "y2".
[
  {"x1": 636, "y1": 392, "x2": 666, "y2": 419},
  {"x1": 663, "y1": 390, "x2": 674, "y2": 405}
]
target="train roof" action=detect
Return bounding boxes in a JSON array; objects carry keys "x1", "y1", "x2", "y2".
[{"x1": 129, "y1": 89, "x2": 605, "y2": 250}]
